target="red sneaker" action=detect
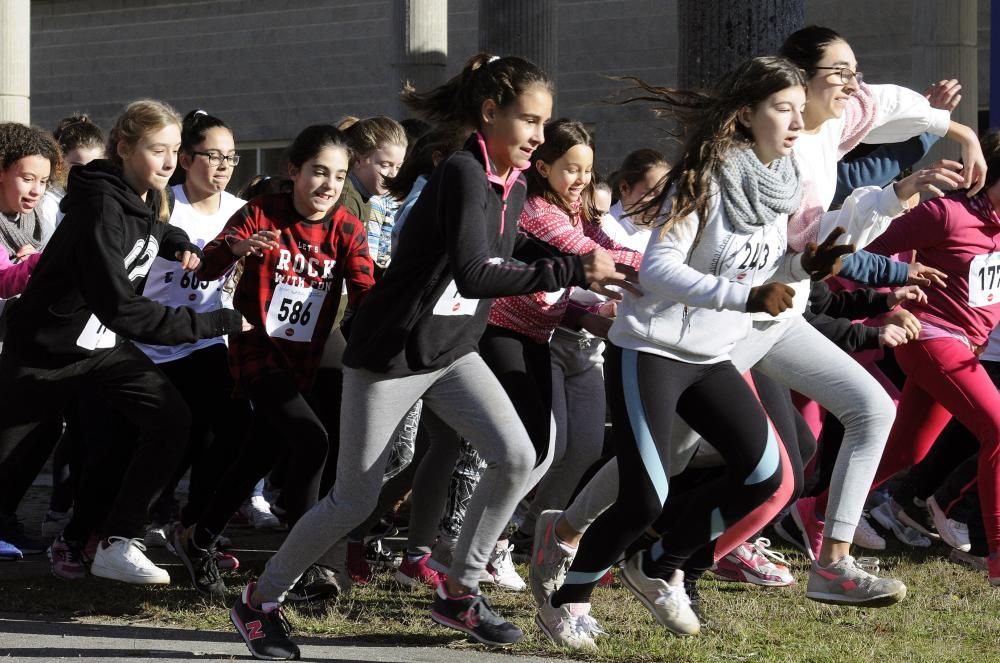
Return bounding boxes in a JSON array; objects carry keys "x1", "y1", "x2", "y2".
[
  {"x1": 598, "y1": 568, "x2": 615, "y2": 587},
  {"x1": 394, "y1": 553, "x2": 442, "y2": 589},
  {"x1": 347, "y1": 540, "x2": 372, "y2": 585}
]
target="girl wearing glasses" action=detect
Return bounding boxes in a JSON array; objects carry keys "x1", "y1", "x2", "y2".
[{"x1": 121, "y1": 109, "x2": 251, "y2": 563}]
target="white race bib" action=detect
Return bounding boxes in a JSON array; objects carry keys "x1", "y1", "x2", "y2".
[
  {"x1": 76, "y1": 315, "x2": 116, "y2": 350},
  {"x1": 969, "y1": 252, "x2": 1000, "y2": 307},
  {"x1": 432, "y1": 280, "x2": 479, "y2": 316},
  {"x1": 265, "y1": 282, "x2": 327, "y2": 342}
]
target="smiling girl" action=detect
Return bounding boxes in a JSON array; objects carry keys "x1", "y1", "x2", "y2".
[
  {"x1": 0, "y1": 123, "x2": 63, "y2": 261},
  {"x1": 171, "y1": 124, "x2": 375, "y2": 599},
  {"x1": 228, "y1": 54, "x2": 631, "y2": 660}
]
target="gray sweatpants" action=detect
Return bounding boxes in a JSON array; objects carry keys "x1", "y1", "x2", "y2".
[
  {"x1": 254, "y1": 352, "x2": 537, "y2": 600},
  {"x1": 564, "y1": 315, "x2": 895, "y2": 544}
]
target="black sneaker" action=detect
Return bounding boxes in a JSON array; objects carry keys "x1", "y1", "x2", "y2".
[
  {"x1": 509, "y1": 528, "x2": 533, "y2": 562},
  {"x1": 684, "y1": 577, "x2": 710, "y2": 628},
  {"x1": 172, "y1": 525, "x2": 225, "y2": 597},
  {"x1": 897, "y1": 497, "x2": 939, "y2": 540},
  {"x1": 0, "y1": 513, "x2": 47, "y2": 555},
  {"x1": 230, "y1": 582, "x2": 300, "y2": 661},
  {"x1": 365, "y1": 538, "x2": 400, "y2": 568},
  {"x1": 430, "y1": 584, "x2": 524, "y2": 646},
  {"x1": 285, "y1": 564, "x2": 340, "y2": 603}
]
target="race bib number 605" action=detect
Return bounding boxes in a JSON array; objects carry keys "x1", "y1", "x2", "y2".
[{"x1": 265, "y1": 282, "x2": 327, "y2": 342}]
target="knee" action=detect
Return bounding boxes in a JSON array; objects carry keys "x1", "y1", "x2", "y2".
[
  {"x1": 845, "y1": 386, "x2": 896, "y2": 435},
  {"x1": 505, "y1": 439, "x2": 538, "y2": 479}
]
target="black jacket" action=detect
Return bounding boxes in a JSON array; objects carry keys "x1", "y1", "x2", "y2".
[
  {"x1": 4, "y1": 160, "x2": 241, "y2": 367},
  {"x1": 805, "y1": 281, "x2": 891, "y2": 353},
  {"x1": 343, "y1": 135, "x2": 588, "y2": 374}
]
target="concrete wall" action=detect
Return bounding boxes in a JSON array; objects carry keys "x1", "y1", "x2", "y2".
[{"x1": 28, "y1": 0, "x2": 992, "y2": 175}]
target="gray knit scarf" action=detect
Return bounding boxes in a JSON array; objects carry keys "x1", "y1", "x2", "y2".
[
  {"x1": 718, "y1": 147, "x2": 801, "y2": 234},
  {"x1": 0, "y1": 210, "x2": 41, "y2": 257}
]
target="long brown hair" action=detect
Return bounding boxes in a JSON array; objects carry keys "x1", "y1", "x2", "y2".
[{"x1": 616, "y1": 56, "x2": 806, "y2": 240}]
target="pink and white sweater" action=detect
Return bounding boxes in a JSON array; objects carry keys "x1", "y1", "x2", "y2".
[{"x1": 488, "y1": 197, "x2": 642, "y2": 343}]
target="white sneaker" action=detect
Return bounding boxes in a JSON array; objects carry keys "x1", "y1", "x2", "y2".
[
  {"x1": 41, "y1": 510, "x2": 71, "y2": 538},
  {"x1": 927, "y1": 496, "x2": 971, "y2": 552},
  {"x1": 91, "y1": 537, "x2": 170, "y2": 584},
  {"x1": 535, "y1": 595, "x2": 604, "y2": 650},
  {"x1": 852, "y1": 513, "x2": 886, "y2": 550},
  {"x1": 483, "y1": 540, "x2": 526, "y2": 591},
  {"x1": 530, "y1": 510, "x2": 576, "y2": 607},
  {"x1": 870, "y1": 501, "x2": 931, "y2": 548},
  {"x1": 143, "y1": 524, "x2": 170, "y2": 549},
  {"x1": 621, "y1": 551, "x2": 699, "y2": 636},
  {"x1": 239, "y1": 496, "x2": 281, "y2": 530}
]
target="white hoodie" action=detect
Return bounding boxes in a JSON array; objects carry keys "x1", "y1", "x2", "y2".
[{"x1": 609, "y1": 186, "x2": 808, "y2": 364}]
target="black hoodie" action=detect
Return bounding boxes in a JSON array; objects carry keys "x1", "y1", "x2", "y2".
[{"x1": 3, "y1": 159, "x2": 242, "y2": 367}]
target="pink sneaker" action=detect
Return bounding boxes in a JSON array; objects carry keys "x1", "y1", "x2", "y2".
[
  {"x1": 789, "y1": 497, "x2": 824, "y2": 561},
  {"x1": 347, "y1": 540, "x2": 372, "y2": 585},
  {"x1": 49, "y1": 536, "x2": 86, "y2": 580},
  {"x1": 598, "y1": 568, "x2": 615, "y2": 587},
  {"x1": 216, "y1": 550, "x2": 240, "y2": 571},
  {"x1": 712, "y1": 538, "x2": 795, "y2": 587},
  {"x1": 394, "y1": 553, "x2": 443, "y2": 589}
]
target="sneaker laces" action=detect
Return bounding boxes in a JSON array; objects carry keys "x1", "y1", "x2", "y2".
[
  {"x1": 653, "y1": 583, "x2": 692, "y2": 611},
  {"x1": 855, "y1": 556, "x2": 881, "y2": 573},
  {"x1": 751, "y1": 537, "x2": 788, "y2": 567},
  {"x1": 55, "y1": 537, "x2": 84, "y2": 564},
  {"x1": 108, "y1": 536, "x2": 147, "y2": 552},
  {"x1": 491, "y1": 543, "x2": 515, "y2": 572},
  {"x1": 568, "y1": 611, "x2": 607, "y2": 638}
]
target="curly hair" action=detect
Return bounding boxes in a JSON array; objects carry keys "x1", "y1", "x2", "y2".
[{"x1": 0, "y1": 122, "x2": 66, "y2": 187}]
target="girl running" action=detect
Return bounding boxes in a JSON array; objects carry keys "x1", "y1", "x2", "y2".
[
  {"x1": 229, "y1": 54, "x2": 631, "y2": 660},
  {"x1": 863, "y1": 128, "x2": 1000, "y2": 585},
  {"x1": 0, "y1": 99, "x2": 243, "y2": 583},
  {"x1": 172, "y1": 123, "x2": 376, "y2": 598},
  {"x1": 538, "y1": 56, "x2": 848, "y2": 649}
]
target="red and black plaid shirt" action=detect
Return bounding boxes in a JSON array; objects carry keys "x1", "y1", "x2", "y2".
[{"x1": 201, "y1": 193, "x2": 374, "y2": 391}]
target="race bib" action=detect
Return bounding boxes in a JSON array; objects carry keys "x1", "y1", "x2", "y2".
[
  {"x1": 432, "y1": 280, "x2": 479, "y2": 316},
  {"x1": 969, "y1": 252, "x2": 1000, "y2": 307},
  {"x1": 76, "y1": 315, "x2": 116, "y2": 350},
  {"x1": 265, "y1": 282, "x2": 327, "y2": 342}
]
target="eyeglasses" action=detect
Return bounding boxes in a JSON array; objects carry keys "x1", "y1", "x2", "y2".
[
  {"x1": 814, "y1": 66, "x2": 863, "y2": 85},
  {"x1": 191, "y1": 151, "x2": 240, "y2": 166}
]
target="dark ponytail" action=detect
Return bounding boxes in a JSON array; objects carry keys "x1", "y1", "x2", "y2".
[
  {"x1": 52, "y1": 114, "x2": 104, "y2": 156},
  {"x1": 401, "y1": 53, "x2": 553, "y2": 130},
  {"x1": 779, "y1": 25, "x2": 846, "y2": 75}
]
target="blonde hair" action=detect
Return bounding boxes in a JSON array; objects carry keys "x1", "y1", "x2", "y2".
[{"x1": 107, "y1": 99, "x2": 182, "y2": 221}]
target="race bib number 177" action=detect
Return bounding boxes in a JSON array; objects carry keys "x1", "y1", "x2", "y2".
[{"x1": 969, "y1": 252, "x2": 1000, "y2": 308}]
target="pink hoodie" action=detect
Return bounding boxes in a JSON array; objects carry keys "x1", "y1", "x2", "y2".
[
  {"x1": 866, "y1": 193, "x2": 1000, "y2": 347},
  {"x1": 0, "y1": 250, "x2": 41, "y2": 299}
]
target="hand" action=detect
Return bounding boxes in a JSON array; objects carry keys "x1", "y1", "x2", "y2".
[
  {"x1": 800, "y1": 227, "x2": 855, "y2": 280},
  {"x1": 579, "y1": 312, "x2": 613, "y2": 338},
  {"x1": 887, "y1": 285, "x2": 927, "y2": 307},
  {"x1": 597, "y1": 300, "x2": 618, "y2": 318},
  {"x1": 176, "y1": 250, "x2": 201, "y2": 271},
  {"x1": 241, "y1": 316, "x2": 254, "y2": 332},
  {"x1": 906, "y1": 261, "x2": 947, "y2": 288},
  {"x1": 924, "y1": 79, "x2": 962, "y2": 112},
  {"x1": 879, "y1": 323, "x2": 909, "y2": 348},
  {"x1": 583, "y1": 250, "x2": 642, "y2": 298},
  {"x1": 884, "y1": 307, "x2": 922, "y2": 340},
  {"x1": 15, "y1": 245, "x2": 37, "y2": 260},
  {"x1": 232, "y1": 230, "x2": 279, "y2": 258},
  {"x1": 948, "y1": 122, "x2": 988, "y2": 197},
  {"x1": 893, "y1": 159, "x2": 966, "y2": 200},
  {"x1": 746, "y1": 282, "x2": 795, "y2": 316}
]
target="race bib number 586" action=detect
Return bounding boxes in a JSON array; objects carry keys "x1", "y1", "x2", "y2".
[
  {"x1": 265, "y1": 282, "x2": 326, "y2": 342},
  {"x1": 969, "y1": 252, "x2": 1000, "y2": 308}
]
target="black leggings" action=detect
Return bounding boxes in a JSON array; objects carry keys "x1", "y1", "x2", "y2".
[
  {"x1": 191, "y1": 371, "x2": 328, "y2": 542},
  {"x1": 478, "y1": 324, "x2": 552, "y2": 463},
  {"x1": 0, "y1": 343, "x2": 192, "y2": 542},
  {"x1": 552, "y1": 345, "x2": 783, "y2": 606}
]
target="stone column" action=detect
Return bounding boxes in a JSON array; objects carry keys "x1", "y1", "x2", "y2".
[
  {"x1": 0, "y1": 0, "x2": 31, "y2": 123},
  {"x1": 393, "y1": 0, "x2": 448, "y2": 115},
  {"x1": 912, "y1": 0, "x2": 978, "y2": 162},
  {"x1": 478, "y1": 0, "x2": 557, "y2": 85}
]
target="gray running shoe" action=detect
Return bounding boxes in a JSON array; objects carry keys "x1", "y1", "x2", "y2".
[
  {"x1": 529, "y1": 510, "x2": 575, "y2": 607},
  {"x1": 806, "y1": 555, "x2": 906, "y2": 607}
]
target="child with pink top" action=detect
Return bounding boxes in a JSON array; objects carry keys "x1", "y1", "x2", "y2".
[
  {"x1": 863, "y1": 129, "x2": 1000, "y2": 585},
  {"x1": 0, "y1": 250, "x2": 40, "y2": 299}
]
